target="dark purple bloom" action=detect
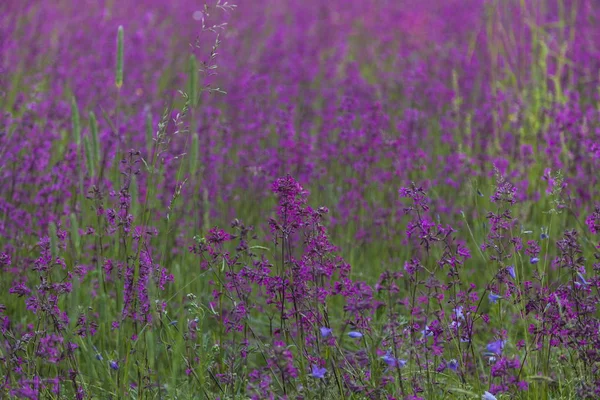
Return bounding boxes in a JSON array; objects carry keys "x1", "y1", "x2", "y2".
[
  {"x1": 109, "y1": 361, "x2": 119, "y2": 370},
  {"x1": 348, "y1": 331, "x2": 363, "y2": 339},
  {"x1": 530, "y1": 257, "x2": 539, "y2": 264}
]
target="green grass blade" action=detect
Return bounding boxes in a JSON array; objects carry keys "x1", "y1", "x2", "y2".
[
  {"x1": 115, "y1": 25, "x2": 124, "y2": 89},
  {"x1": 89, "y1": 111, "x2": 100, "y2": 172},
  {"x1": 189, "y1": 54, "x2": 198, "y2": 108},
  {"x1": 71, "y1": 96, "x2": 81, "y2": 146}
]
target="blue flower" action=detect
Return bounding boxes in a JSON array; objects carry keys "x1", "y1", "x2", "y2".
[
  {"x1": 482, "y1": 391, "x2": 497, "y2": 400},
  {"x1": 507, "y1": 266, "x2": 516, "y2": 279},
  {"x1": 311, "y1": 364, "x2": 327, "y2": 379},
  {"x1": 381, "y1": 351, "x2": 407, "y2": 368},
  {"x1": 530, "y1": 257, "x2": 539, "y2": 264},
  {"x1": 488, "y1": 292, "x2": 501, "y2": 304},
  {"x1": 95, "y1": 353, "x2": 103, "y2": 361},
  {"x1": 577, "y1": 272, "x2": 590, "y2": 287},
  {"x1": 454, "y1": 306, "x2": 464, "y2": 320},
  {"x1": 109, "y1": 360, "x2": 119, "y2": 370},
  {"x1": 420, "y1": 325, "x2": 433, "y2": 338},
  {"x1": 348, "y1": 331, "x2": 363, "y2": 339},
  {"x1": 447, "y1": 359, "x2": 458, "y2": 371},
  {"x1": 486, "y1": 339, "x2": 505, "y2": 355},
  {"x1": 320, "y1": 327, "x2": 332, "y2": 338}
]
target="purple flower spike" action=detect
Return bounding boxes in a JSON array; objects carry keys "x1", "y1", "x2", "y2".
[
  {"x1": 109, "y1": 360, "x2": 119, "y2": 370},
  {"x1": 311, "y1": 364, "x2": 327, "y2": 379},
  {"x1": 348, "y1": 331, "x2": 363, "y2": 339},
  {"x1": 530, "y1": 257, "x2": 539, "y2": 264},
  {"x1": 320, "y1": 327, "x2": 332, "y2": 338}
]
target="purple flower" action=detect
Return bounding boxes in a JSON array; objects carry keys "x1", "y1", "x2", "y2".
[
  {"x1": 320, "y1": 327, "x2": 332, "y2": 338},
  {"x1": 530, "y1": 257, "x2": 539, "y2": 264},
  {"x1": 109, "y1": 360, "x2": 119, "y2": 370},
  {"x1": 507, "y1": 266, "x2": 516, "y2": 279},
  {"x1": 482, "y1": 391, "x2": 497, "y2": 400},
  {"x1": 95, "y1": 353, "x2": 103, "y2": 361},
  {"x1": 488, "y1": 293, "x2": 501, "y2": 304},
  {"x1": 311, "y1": 365, "x2": 327, "y2": 379},
  {"x1": 348, "y1": 331, "x2": 363, "y2": 339}
]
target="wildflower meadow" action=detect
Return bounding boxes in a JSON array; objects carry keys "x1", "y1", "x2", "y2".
[{"x1": 2, "y1": 1, "x2": 600, "y2": 399}]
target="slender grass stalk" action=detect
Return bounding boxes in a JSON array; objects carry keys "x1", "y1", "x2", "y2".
[
  {"x1": 83, "y1": 135, "x2": 95, "y2": 180},
  {"x1": 49, "y1": 221, "x2": 58, "y2": 259},
  {"x1": 71, "y1": 96, "x2": 82, "y2": 146},
  {"x1": 70, "y1": 212, "x2": 80, "y2": 255},
  {"x1": 115, "y1": 25, "x2": 124, "y2": 89},
  {"x1": 189, "y1": 55, "x2": 199, "y2": 109},
  {"x1": 72, "y1": 95, "x2": 86, "y2": 202},
  {"x1": 89, "y1": 111, "x2": 101, "y2": 174},
  {"x1": 145, "y1": 112, "x2": 153, "y2": 159}
]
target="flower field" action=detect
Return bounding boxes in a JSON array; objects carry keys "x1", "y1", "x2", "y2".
[{"x1": 1, "y1": 1, "x2": 600, "y2": 399}]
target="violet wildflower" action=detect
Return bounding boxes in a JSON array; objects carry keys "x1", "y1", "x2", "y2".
[
  {"x1": 109, "y1": 361, "x2": 119, "y2": 370},
  {"x1": 530, "y1": 257, "x2": 539, "y2": 264},
  {"x1": 348, "y1": 331, "x2": 363, "y2": 339},
  {"x1": 320, "y1": 327, "x2": 332, "y2": 338},
  {"x1": 310, "y1": 365, "x2": 327, "y2": 379}
]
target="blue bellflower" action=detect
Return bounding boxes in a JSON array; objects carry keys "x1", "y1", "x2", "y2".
[{"x1": 311, "y1": 364, "x2": 327, "y2": 379}]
